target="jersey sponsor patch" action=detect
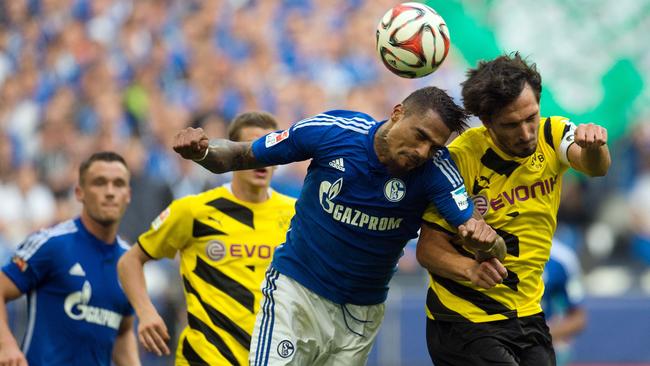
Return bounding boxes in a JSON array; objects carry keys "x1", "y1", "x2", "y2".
[
  {"x1": 384, "y1": 178, "x2": 406, "y2": 202},
  {"x1": 151, "y1": 207, "x2": 171, "y2": 231},
  {"x1": 205, "y1": 240, "x2": 226, "y2": 261},
  {"x1": 265, "y1": 130, "x2": 290, "y2": 147},
  {"x1": 451, "y1": 186, "x2": 469, "y2": 210},
  {"x1": 64, "y1": 281, "x2": 123, "y2": 330}
]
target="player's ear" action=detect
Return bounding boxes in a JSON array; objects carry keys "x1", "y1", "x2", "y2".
[
  {"x1": 74, "y1": 184, "x2": 84, "y2": 203},
  {"x1": 390, "y1": 104, "x2": 404, "y2": 123}
]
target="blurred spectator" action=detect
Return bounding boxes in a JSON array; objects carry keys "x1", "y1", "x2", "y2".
[
  {"x1": 118, "y1": 136, "x2": 173, "y2": 243},
  {"x1": 627, "y1": 121, "x2": 650, "y2": 265},
  {"x1": 0, "y1": 162, "x2": 56, "y2": 246},
  {"x1": 0, "y1": 1, "x2": 647, "y2": 364}
]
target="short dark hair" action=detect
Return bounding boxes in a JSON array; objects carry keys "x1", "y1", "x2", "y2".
[
  {"x1": 227, "y1": 111, "x2": 279, "y2": 142},
  {"x1": 79, "y1": 151, "x2": 128, "y2": 185},
  {"x1": 401, "y1": 86, "x2": 469, "y2": 135},
  {"x1": 461, "y1": 52, "x2": 542, "y2": 121}
]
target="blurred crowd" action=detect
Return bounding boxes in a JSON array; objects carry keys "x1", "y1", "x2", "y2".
[{"x1": 1, "y1": 0, "x2": 649, "y2": 363}]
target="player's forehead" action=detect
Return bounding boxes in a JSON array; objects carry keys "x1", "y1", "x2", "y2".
[
  {"x1": 408, "y1": 108, "x2": 451, "y2": 145},
  {"x1": 491, "y1": 84, "x2": 539, "y2": 125},
  {"x1": 83, "y1": 161, "x2": 129, "y2": 181},
  {"x1": 238, "y1": 126, "x2": 274, "y2": 142}
]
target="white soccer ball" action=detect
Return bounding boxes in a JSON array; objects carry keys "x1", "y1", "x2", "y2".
[{"x1": 376, "y1": 2, "x2": 450, "y2": 78}]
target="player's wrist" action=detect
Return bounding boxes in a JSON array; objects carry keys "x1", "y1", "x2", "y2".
[
  {"x1": 193, "y1": 146, "x2": 210, "y2": 162},
  {"x1": 475, "y1": 235, "x2": 506, "y2": 262}
]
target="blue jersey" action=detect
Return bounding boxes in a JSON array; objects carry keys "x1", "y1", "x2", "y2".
[
  {"x1": 252, "y1": 110, "x2": 473, "y2": 304},
  {"x1": 542, "y1": 241, "x2": 584, "y2": 320},
  {"x1": 2, "y1": 218, "x2": 134, "y2": 366}
]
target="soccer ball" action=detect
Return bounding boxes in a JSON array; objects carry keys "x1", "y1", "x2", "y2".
[{"x1": 376, "y1": 2, "x2": 450, "y2": 78}]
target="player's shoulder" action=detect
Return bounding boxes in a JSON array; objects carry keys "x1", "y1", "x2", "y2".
[
  {"x1": 449, "y1": 126, "x2": 489, "y2": 156},
  {"x1": 269, "y1": 190, "x2": 297, "y2": 208},
  {"x1": 540, "y1": 116, "x2": 573, "y2": 146},
  {"x1": 172, "y1": 186, "x2": 229, "y2": 208},
  {"x1": 292, "y1": 109, "x2": 378, "y2": 136},
  {"x1": 16, "y1": 219, "x2": 79, "y2": 257}
]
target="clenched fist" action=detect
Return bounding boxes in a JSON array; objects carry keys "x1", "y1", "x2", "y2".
[
  {"x1": 574, "y1": 123, "x2": 607, "y2": 149},
  {"x1": 173, "y1": 127, "x2": 210, "y2": 161},
  {"x1": 457, "y1": 218, "x2": 506, "y2": 262}
]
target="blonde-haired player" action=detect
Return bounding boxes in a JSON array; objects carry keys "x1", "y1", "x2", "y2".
[{"x1": 117, "y1": 112, "x2": 295, "y2": 365}]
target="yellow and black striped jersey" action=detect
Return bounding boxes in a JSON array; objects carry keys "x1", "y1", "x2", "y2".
[
  {"x1": 137, "y1": 184, "x2": 295, "y2": 365},
  {"x1": 422, "y1": 116, "x2": 576, "y2": 323}
]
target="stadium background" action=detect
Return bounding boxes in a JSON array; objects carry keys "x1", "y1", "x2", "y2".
[{"x1": 0, "y1": 0, "x2": 648, "y2": 365}]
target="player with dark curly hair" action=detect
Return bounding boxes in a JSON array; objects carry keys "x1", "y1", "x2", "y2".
[{"x1": 417, "y1": 53, "x2": 610, "y2": 366}]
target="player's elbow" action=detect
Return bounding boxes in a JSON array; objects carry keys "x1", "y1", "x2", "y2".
[
  {"x1": 117, "y1": 251, "x2": 134, "y2": 281},
  {"x1": 415, "y1": 240, "x2": 433, "y2": 270}
]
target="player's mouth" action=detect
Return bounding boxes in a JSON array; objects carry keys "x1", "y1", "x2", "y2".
[{"x1": 253, "y1": 168, "x2": 269, "y2": 178}]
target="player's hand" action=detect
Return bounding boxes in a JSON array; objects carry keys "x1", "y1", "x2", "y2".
[
  {"x1": 465, "y1": 258, "x2": 508, "y2": 289},
  {"x1": 0, "y1": 339, "x2": 28, "y2": 366},
  {"x1": 137, "y1": 310, "x2": 170, "y2": 356},
  {"x1": 574, "y1": 123, "x2": 607, "y2": 149},
  {"x1": 458, "y1": 218, "x2": 496, "y2": 250},
  {"x1": 173, "y1": 127, "x2": 210, "y2": 161}
]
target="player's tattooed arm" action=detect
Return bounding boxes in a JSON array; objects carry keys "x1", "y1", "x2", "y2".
[
  {"x1": 172, "y1": 127, "x2": 267, "y2": 173},
  {"x1": 200, "y1": 139, "x2": 266, "y2": 173}
]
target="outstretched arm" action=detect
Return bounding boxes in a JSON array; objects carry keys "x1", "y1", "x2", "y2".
[
  {"x1": 567, "y1": 123, "x2": 610, "y2": 177},
  {"x1": 172, "y1": 127, "x2": 267, "y2": 174}
]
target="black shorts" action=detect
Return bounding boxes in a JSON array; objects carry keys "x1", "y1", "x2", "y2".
[{"x1": 426, "y1": 313, "x2": 556, "y2": 366}]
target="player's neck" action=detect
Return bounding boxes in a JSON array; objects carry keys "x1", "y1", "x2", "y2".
[
  {"x1": 231, "y1": 181, "x2": 270, "y2": 203},
  {"x1": 79, "y1": 212, "x2": 118, "y2": 244},
  {"x1": 373, "y1": 123, "x2": 390, "y2": 166}
]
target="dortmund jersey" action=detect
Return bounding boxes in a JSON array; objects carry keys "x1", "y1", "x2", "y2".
[
  {"x1": 137, "y1": 184, "x2": 295, "y2": 365},
  {"x1": 423, "y1": 116, "x2": 576, "y2": 323}
]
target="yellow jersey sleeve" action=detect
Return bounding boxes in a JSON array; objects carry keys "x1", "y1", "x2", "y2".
[{"x1": 137, "y1": 198, "x2": 193, "y2": 259}]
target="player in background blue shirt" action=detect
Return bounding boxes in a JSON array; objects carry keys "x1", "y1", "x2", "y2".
[
  {"x1": 0, "y1": 152, "x2": 140, "y2": 366},
  {"x1": 542, "y1": 239, "x2": 587, "y2": 366},
  {"x1": 173, "y1": 86, "x2": 505, "y2": 365}
]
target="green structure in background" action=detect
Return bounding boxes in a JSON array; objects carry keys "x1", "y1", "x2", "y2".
[{"x1": 427, "y1": 0, "x2": 648, "y2": 141}]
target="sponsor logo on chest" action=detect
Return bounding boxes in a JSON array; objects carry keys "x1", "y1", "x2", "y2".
[
  {"x1": 206, "y1": 240, "x2": 275, "y2": 261},
  {"x1": 318, "y1": 178, "x2": 404, "y2": 231}
]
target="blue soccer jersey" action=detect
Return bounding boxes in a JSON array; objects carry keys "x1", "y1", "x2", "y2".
[
  {"x1": 252, "y1": 110, "x2": 473, "y2": 305},
  {"x1": 2, "y1": 218, "x2": 134, "y2": 366}
]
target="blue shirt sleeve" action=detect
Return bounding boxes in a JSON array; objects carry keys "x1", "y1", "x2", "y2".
[
  {"x1": 252, "y1": 114, "x2": 331, "y2": 165},
  {"x1": 424, "y1": 148, "x2": 474, "y2": 227},
  {"x1": 1, "y1": 232, "x2": 54, "y2": 294}
]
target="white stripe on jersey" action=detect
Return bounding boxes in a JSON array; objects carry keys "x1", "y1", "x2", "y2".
[
  {"x1": 294, "y1": 113, "x2": 376, "y2": 129},
  {"x1": 433, "y1": 157, "x2": 462, "y2": 187},
  {"x1": 293, "y1": 121, "x2": 371, "y2": 134},
  {"x1": 16, "y1": 220, "x2": 78, "y2": 260},
  {"x1": 22, "y1": 290, "x2": 37, "y2": 354},
  {"x1": 293, "y1": 115, "x2": 376, "y2": 134}
]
